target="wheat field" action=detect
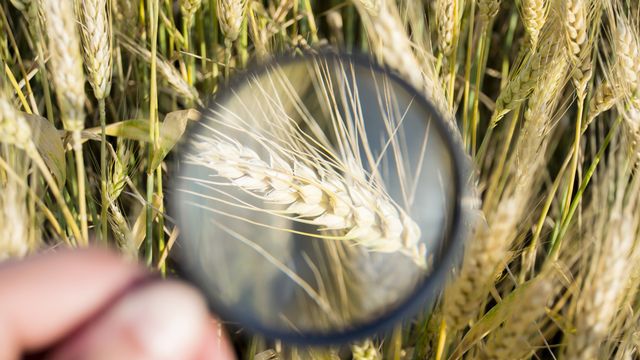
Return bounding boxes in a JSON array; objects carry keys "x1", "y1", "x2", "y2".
[{"x1": 0, "y1": 0, "x2": 640, "y2": 359}]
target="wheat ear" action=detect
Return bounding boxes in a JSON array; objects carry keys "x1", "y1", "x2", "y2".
[
  {"x1": 0, "y1": 92, "x2": 83, "y2": 244},
  {"x1": 187, "y1": 138, "x2": 426, "y2": 267},
  {"x1": 483, "y1": 278, "x2": 554, "y2": 360},
  {"x1": 613, "y1": 18, "x2": 640, "y2": 155},
  {"x1": 352, "y1": 340, "x2": 381, "y2": 360},
  {"x1": 78, "y1": 0, "x2": 112, "y2": 242},
  {"x1": 521, "y1": 0, "x2": 546, "y2": 48},
  {"x1": 218, "y1": 0, "x2": 246, "y2": 81},
  {"x1": 445, "y1": 43, "x2": 568, "y2": 331},
  {"x1": 78, "y1": 0, "x2": 112, "y2": 101},
  {"x1": 565, "y1": 193, "x2": 639, "y2": 359},
  {"x1": 118, "y1": 35, "x2": 199, "y2": 103},
  {"x1": 587, "y1": 81, "x2": 618, "y2": 125},
  {"x1": 45, "y1": 0, "x2": 89, "y2": 245},
  {"x1": 180, "y1": 0, "x2": 202, "y2": 26},
  {"x1": 615, "y1": 20, "x2": 640, "y2": 108},
  {"x1": 436, "y1": 0, "x2": 455, "y2": 57},
  {"x1": 353, "y1": 0, "x2": 450, "y2": 120},
  {"x1": 563, "y1": 0, "x2": 593, "y2": 99},
  {"x1": 478, "y1": 0, "x2": 501, "y2": 24},
  {"x1": 0, "y1": 172, "x2": 30, "y2": 260},
  {"x1": 491, "y1": 16, "x2": 563, "y2": 125},
  {"x1": 443, "y1": 200, "x2": 516, "y2": 330}
]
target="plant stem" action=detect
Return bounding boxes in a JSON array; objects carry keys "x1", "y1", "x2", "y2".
[
  {"x1": 29, "y1": 146, "x2": 82, "y2": 245},
  {"x1": 548, "y1": 117, "x2": 620, "y2": 260},
  {"x1": 435, "y1": 319, "x2": 447, "y2": 360},
  {"x1": 99, "y1": 99, "x2": 108, "y2": 243},
  {"x1": 146, "y1": 0, "x2": 160, "y2": 266},
  {"x1": 561, "y1": 98, "x2": 585, "y2": 223},
  {"x1": 471, "y1": 27, "x2": 489, "y2": 156},
  {"x1": 224, "y1": 39, "x2": 232, "y2": 85},
  {"x1": 462, "y1": 0, "x2": 476, "y2": 147},
  {"x1": 482, "y1": 105, "x2": 520, "y2": 213},
  {"x1": 72, "y1": 131, "x2": 88, "y2": 245}
]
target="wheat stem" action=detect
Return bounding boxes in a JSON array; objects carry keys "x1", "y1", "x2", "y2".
[{"x1": 99, "y1": 99, "x2": 108, "y2": 242}]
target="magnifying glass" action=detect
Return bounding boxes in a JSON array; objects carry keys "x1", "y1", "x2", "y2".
[{"x1": 170, "y1": 52, "x2": 467, "y2": 345}]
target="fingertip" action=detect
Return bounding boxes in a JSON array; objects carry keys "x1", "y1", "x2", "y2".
[{"x1": 50, "y1": 281, "x2": 224, "y2": 360}]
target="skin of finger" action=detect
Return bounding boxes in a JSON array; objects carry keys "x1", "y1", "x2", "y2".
[
  {"x1": 0, "y1": 249, "x2": 145, "y2": 358},
  {"x1": 48, "y1": 281, "x2": 235, "y2": 360}
]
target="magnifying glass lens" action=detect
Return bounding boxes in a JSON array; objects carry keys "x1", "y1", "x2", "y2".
[{"x1": 173, "y1": 54, "x2": 461, "y2": 342}]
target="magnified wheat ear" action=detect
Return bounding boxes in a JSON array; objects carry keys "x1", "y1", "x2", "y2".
[{"x1": 187, "y1": 136, "x2": 426, "y2": 268}]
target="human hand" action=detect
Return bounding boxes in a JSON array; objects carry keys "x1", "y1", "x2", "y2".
[{"x1": 0, "y1": 249, "x2": 236, "y2": 360}]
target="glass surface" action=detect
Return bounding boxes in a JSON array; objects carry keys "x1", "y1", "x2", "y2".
[{"x1": 172, "y1": 55, "x2": 459, "y2": 338}]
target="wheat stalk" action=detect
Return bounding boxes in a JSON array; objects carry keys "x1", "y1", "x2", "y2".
[
  {"x1": 187, "y1": 138, "x2": 426, "y2": 267},
  {"x1": 521, "y1": 0, "x2": 546, "y2": 48}
]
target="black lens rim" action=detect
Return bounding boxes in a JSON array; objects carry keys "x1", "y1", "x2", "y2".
[{"x1": 168, "y1": 50, "x2": 469, "y2": 346}]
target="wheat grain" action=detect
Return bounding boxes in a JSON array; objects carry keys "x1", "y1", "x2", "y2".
[
  {"x1": 436, "y1": 0, "x2": 455, "y2": 57},
  {"x1": 521, "y1": 0, "x2": 546, "y2": 48},
  {"x1": 483, "y1": 278, "x2": 554, "y2": 360},
  {"x1": 78, "y1": 0, "x2": 112, "y2": 100},
  {"x1": 187, "y1": 138, "x2": 426, "y2": 267}
]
